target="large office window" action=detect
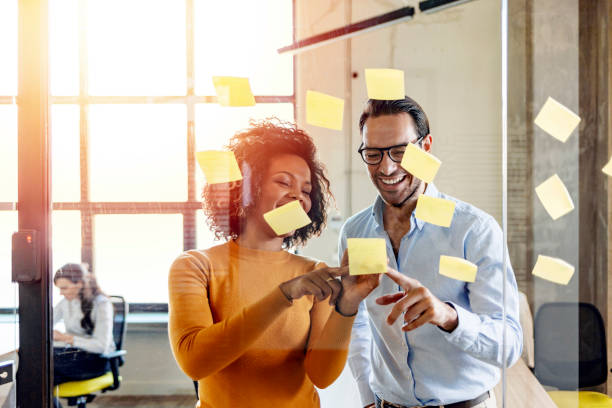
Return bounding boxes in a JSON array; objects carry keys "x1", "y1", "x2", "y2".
[
  {"x1": 0, "y1": 0, "x2": 295, "y2": 306},
  {"x1": 0, "y1": 0, "x2": 18, "y2": 310}
]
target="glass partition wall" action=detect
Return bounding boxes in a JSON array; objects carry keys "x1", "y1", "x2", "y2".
[
  {"x1": 4, "y1": 0, "x2": 611, "y2": 407},
  {"x1": 0, "y1": 0, "x2": 19, "y2": 401},
  {"x1": 505, "y1": 1, "x2": 612, "y2": 407},
  {"x1": 47, "y1": 0, "x2": 294, "y2": 404}
]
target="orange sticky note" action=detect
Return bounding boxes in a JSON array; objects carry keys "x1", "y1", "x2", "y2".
[
  {"x1": 263, "y1": 200, "x2": 311, "y2": 236},
  {"x1": 415, "y1": 195, "x2": 455, "y2": 227},
  {"x1": 400, "y1": 144, "x2": 441, "y2": 183},
  {"x1": 306, "y1": 90, "x2": 344, "y2": 130},
  {"x1": 531, "y1": 255, "x2": 574, "y2": 285},
  {"x1": 439, "y1": 255, "x2": 477, "y2": 283},
  {"x1": 534, "y1": 97, "x2": 581, "y2": 142},
  {"x1": 602, "y1": 157, "x2": 612, "y2": 177},
  {"x1": 365, "y1": 69, "x2": 405, "y2": 100},
  {"x1": 196, "y1": 150, "x2": 242, "y2": 184},
  {"x1": 212, "y1": 76, "x2": 256, "y2": 107},
  {"x1": 347, "y1": 238, "x2": 387, "y2": 275},
  {"x1": 535, "y1": 174, "x2": 574, "y2": 220}
]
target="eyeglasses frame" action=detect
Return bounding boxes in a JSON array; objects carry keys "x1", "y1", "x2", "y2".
[{"x1": 357, "y1": 136, "x2": 425, "y2": 165}]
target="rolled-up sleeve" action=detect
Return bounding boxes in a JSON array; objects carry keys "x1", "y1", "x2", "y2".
[{"x1": 440, "y1": 217, "x2": 523, "y2": 368}]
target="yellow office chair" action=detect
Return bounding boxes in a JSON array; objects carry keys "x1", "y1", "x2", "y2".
[
  {"x1": 547, "y1": 391, "x2": 612, "y2": 408},
  {"x1": 54, "y1": 296, "x2": 128, "y2": 408},
  {"x1": 534, "y1": 302, "x2": 612, "y2": 408}
]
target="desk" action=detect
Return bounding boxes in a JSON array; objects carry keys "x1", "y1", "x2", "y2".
[
  {"x1": 493, "y1": 359, "x2": 557, "y2": 408},
  {"x1": 0, "y1": 321, "x2": 17, "y2": 408},
  {"x1": 0, "y1": 321, "x2": 18, "y2": 359}
]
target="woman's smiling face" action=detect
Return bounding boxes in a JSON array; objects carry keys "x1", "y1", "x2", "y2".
[{"x1": 249, "y1": 153, "x2": 312, "y2": 238}]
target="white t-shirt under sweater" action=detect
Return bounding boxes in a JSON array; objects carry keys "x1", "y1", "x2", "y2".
[{"x1": 53, "y1": 294, "x2": 116, "y2": 355}]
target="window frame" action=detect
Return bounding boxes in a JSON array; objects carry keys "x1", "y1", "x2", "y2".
[{"x1": 0, "y1": 0, "x2": 296, "y2": 311}]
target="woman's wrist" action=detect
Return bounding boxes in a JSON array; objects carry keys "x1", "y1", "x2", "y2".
[
  {"x1": 278, "y1": 283, "x2": 293, "y2": 303},
  {"x1": 335, "y1": 295, "x2": 359, "y2": 316}
]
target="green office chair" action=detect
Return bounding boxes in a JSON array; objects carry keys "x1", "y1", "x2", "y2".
[
  {"x1": 534, "y1": 302, "x2": 612, "y2": 408},
  {"x1": 54, "y1": 296, "x2": 128, "y2": 408}
]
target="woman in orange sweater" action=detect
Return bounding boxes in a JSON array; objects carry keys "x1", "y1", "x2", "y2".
[{"x1": 168, "y1": 119, "x2": 379, "y2": 407}]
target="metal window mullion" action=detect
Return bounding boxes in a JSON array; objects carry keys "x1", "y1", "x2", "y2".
[
  {"x1": 50, "y1": 95, "x2": 295, "y2": 104},
  {"x1": 52, "y1": 201, "x2": 201, "y2": 213},
  {"x1": 344, "y1": 0, "x2": 353, "y2": 217},
  {"x1": 184, "y1": 0, "x2": 197, "y2": 251},
  {"x1": 78, "y1": 0, "x2": 94, "y2": 270},
  {"x1": 291, "y1": 0, "x2": 297, "y2": 121},
  {"x1": 500, "y1": 0, "x2": 508, "y2": 406}
]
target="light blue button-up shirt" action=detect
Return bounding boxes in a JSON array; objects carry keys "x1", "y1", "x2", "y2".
[{"x1": 339, "y1": 184, "x2": 522, "y2": 407}]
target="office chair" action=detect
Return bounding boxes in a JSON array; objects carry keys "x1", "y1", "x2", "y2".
[
  {"x1": 534, "y1": 302, "x2": 612, "y2": 408},
  {"x1": 54, "y1": 296, "x2": 128, "y2": 408}
]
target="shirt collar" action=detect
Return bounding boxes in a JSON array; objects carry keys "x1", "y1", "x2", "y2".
[
  {"x1": 370, "y1": 183, "x2": 440, "y2": 232},
  {"x1": 371, "y1": 195, "x2": 385, "y2": 230}
]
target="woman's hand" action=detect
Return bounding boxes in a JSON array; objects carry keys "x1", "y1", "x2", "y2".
[
  {"x1": 53, "y1": 329, "x2": 64, "y2": 341},
  {"x1": 335, "y1": 250, "x2": 382, "y2": 316},
  {"x1": 53, "y1": 330, "x2": 74, "y2": 344},
  {"x1": 279, "y1": 266, "x2": 348, "y2": 304}
]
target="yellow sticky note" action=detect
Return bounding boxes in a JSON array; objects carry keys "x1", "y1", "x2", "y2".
[
  {"x1": 415, "y1": 195, "x2": 456, "y2": 227},
  {"x1": 535, "y1": 174, "x2": 574, "y2": 220},
  {"x1": 602, "y1": 157, "x2": 612, "y2": 176},
  {"x1": 196, "y1": 150, "x2": 242, "y2": 184},
  {"x1": 212, "y1": 76, "x2": 256, "y2": 107},
  {"x1": 534, "y1": 96, "x2": 581, "y2": 142},
  {"x1": 263, "y1": 200, "x2": 311, "y2": 236},
  {"x1": 306, "y1": 90, "x2": 344, "y2": 131},
  {"x1": 400, "y1": 144, "x2": 441, "y2": 183},
  {"x1": 439, "y1": 256, "x2": 477, "y2": 283},
  {"x1": 365, "y1": 69, "x2": 405, "y2": 100},
  {"x1": 532, "y1": 255, "x2": 574, "y2": 285},
  {"x1": 347, "y1": 238, "x2": 387, "y2": 275}
]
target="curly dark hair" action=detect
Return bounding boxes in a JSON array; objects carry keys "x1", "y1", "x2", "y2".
[{"x1": 201, "y1": 118, "x2": 333, "y2": 248}]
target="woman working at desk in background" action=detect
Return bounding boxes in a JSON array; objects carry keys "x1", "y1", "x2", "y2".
[
  {"x1": 52, "y1": 263, "x2": 115, "y2": 407},
  {"x1": 168, "y1": 119, "x2": 380, "y2": 407}
]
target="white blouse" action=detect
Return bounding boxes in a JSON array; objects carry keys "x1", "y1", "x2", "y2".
[{"x1": 53, "y1": 294, "x2": 116, "y2": 355}]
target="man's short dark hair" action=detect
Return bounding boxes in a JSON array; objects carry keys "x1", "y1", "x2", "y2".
[{"x1": 358, "y1": 97, "x2": 431, "y2": 140}]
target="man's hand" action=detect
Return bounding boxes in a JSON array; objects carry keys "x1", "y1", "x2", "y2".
[
  {"x1": 376, "y1": 268, "x2": 458, "y2": 332},
  {"x1": 335, "y1": 251, "x2": 382, "y2": 316}
]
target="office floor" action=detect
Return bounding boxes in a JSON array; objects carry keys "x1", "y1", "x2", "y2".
[{"x1": 89, "y1": 395, "x2": 195, "y2": 408}]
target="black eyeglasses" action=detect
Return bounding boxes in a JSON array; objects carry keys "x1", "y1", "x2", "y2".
[{"x1": 357, "y1": 138, "x2": 423, "y2": 165}]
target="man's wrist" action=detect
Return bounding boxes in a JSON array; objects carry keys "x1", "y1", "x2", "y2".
[{"x1": 438, "y1": 302, "x2": 458, "y2": 332}]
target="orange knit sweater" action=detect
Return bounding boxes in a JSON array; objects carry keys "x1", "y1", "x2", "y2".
[{"x1": 168, "y1": 240, "x2": 355, "y2": 407}]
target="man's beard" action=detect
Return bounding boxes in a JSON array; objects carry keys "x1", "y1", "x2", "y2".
[{"x1": 390, "y1": 180, "x2": 421, "y2": 208}]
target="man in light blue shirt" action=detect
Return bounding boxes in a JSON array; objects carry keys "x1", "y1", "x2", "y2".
[{"x1": 339, "y1": 97, "x2": 522, "y2": 408}]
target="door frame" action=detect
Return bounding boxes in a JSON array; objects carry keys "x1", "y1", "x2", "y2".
[{"x1": 16, "y1": 0, "x2": 53, "y2": 406}]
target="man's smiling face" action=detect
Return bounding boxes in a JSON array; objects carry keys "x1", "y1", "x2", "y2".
[{"x1": 361, "y1": 112, "x2": 427, "y2": 207}]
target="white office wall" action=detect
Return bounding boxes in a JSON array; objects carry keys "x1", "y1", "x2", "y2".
[{"x1": 297, "y1": 0, "x2": 502, "y2": 265}]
